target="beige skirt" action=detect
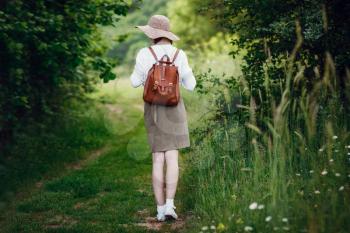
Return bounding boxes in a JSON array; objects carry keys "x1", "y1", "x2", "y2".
[{"x1": 143, "y1": 97, "x2": 190, "y2": 153}]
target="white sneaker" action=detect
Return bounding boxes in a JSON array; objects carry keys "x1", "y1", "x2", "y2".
[
  {"x1": 156, "y1": 205, "x2": 166, "y2": 222},
  {"x1": 156, "y1": 212, "x2": 166, "y2": 222},
  {"x1": 164, "y1": 204, "x2": 178, "y2": 220}
]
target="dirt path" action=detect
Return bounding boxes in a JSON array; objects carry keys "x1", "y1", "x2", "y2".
[{"x1": 0, "y1": 99, "x2": 193, "y2": 233}]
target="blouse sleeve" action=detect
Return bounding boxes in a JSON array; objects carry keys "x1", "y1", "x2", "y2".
[
  {"x1": 130, "y1": 49, "x2": 146, "y2": 88},
  {"x1": 178, "y1": 50, "x2": 196, "y2": 91}
]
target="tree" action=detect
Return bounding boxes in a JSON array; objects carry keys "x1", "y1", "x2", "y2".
[
  {"x1": 0, "y1": 0, "x2": 129, "y2": 146},
  {"x1": 200, "y1": 0, "x2": 350, "y2": 119}
]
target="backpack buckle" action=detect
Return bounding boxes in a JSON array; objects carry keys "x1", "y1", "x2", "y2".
[{"x1": 153, "y1": 80, "x2": 158, "y2": 91}]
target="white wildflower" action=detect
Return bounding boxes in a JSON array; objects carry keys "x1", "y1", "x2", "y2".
[
  {"x1": 347, "y1": 152, "x2": 350, "y2": 155},
  {"x1": 347, "y1": 145, "x2": 350, "y2": 149},
  {"x1": 319, "y1": 148, "x2": 324, "y2": 152},
  {"x1": 210, "y1": 225, "x2": 216, "y2": 230},
  {"x1": 329, "y1": 159, "x2": 334, "y2": 163},
  {"x1": 335, "y1": 173, "x2": 341, "y2": 177},
  {"x1": 309, "y1": 170, "x2": 314, "y2": 174},
  {"x1": 244, "y1": 226, "x2": 253, "y2": 232},
  {"x1": 332, "y1": 135, "x2": 338, "y2": 139},
  {"x1": 296, "y1": 173, "x2": 301, "y2": 176},
  {"x1": 339, "y1": 186, "x2": 344, "y2": 191},
  {"x1": 314, "y1": 190, "x2": 320, "y2": 194},
  {"x1": 282, "y1": 218, "x2": 288, "y2": 222},
  {"x1": 335, "y1": 150, "x2": 339, "y2": 153},
  {"x1": 201, "y1": 226, "x2": 208, "y2": 231},
  {"x1": 249, "y1": 202, "x2": 258, "y2": 210},
  {"x1": 321, "y1": 170, "x2": 328, "y2": 175},
  {"x1": 265, "y1": 216, "x2": 272, "y2": 222},
  {"x1": 258, "y1": 204, "x2": 265, "y2": 209}
]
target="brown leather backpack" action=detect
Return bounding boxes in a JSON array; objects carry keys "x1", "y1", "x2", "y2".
[{"x1": 143, "y1": 46, "x2": 180, "y2": 106}]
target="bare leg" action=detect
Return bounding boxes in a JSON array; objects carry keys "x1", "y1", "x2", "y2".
[
  {"x1": 152, "y1": 152, "x2": 165, "y2": 205},
  {"x1": 165, "y1": 150, "x2": 179, "y2": 199}
]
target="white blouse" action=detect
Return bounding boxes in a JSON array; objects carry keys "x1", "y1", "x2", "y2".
[{"x1": 129, "y1": 44, "x2": 196, "y2": 91}]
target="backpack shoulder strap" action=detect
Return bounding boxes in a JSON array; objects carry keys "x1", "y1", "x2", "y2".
[
  {"x1": 171, "y1": 49, "x2": 180, "y2": 63},
  {"x1": 148, "y1": 47, "x2": 158, "y2": 62}
]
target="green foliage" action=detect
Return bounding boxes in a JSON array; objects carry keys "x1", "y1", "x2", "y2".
[
  {"x1": 179, "y1": 1, "x2": 350, "y2": 232},
  {"x1": 0, "y1": 0, "x2": 129, "y2": 144},
  {"x1": 0, "y1": 99, "x2": 113, "y2": 201},
  {"x1": 104, "y1": 0, "x2": 169, "y2": 76},
  {"x1": 167, "y1": 0, "x2": 241, "y2": 75},
  {"x1": 183, "y1": 48, "x2": 350, "y2": 233},
  {"x1": 200, "y1": 0, "x2": 350, "y2": 122},
  {"x1": 167, "y1": 0, "x2": 218, "y2": 50}
]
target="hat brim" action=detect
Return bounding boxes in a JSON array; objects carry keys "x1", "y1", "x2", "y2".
[{"x1": 136, "y1": 25, "x2": 180, "y2": 41}]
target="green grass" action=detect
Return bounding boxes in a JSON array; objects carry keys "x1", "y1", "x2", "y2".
[
  {"x1": 3, "y1": 64, "x2": 348, "y2": 233},
  {"x1": 181, "y1": 121, "x2": 350, "y2": 232},
  {"x1": 178, "y1": 50, "x2": 350, "y2": 233},
  {"x1": 1, "y1": 123, "x2": 154, "y2": 233},
  {"x1": 0, "y1": 77, "x2": 208, "y2": 233},
  {"x1": 0, "y1": 98, "x2": 114, "y2": 205}
]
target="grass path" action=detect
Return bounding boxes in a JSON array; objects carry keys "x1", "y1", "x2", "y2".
[{"x1": 0, "y1": 78, "x2": 197, "y2": 233}]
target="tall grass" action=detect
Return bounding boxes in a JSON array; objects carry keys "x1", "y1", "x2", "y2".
[{"x1": 182, "y1": 20, "x2": 350, "y2": 233}]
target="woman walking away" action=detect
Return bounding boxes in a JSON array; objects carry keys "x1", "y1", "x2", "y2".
[{"x1": 129, "y1": 15, "x2": 196, "y2": 221}]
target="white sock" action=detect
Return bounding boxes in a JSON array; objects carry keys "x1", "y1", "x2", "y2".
[
  {"x1": 166, "y1": 198, "x2": 174, "y2": 207},
  {"x1": 157, "y1": 204, "x2": 165, "y2": 213}
]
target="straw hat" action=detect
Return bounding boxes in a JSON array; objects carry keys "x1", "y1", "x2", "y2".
[{"x1": 136, "y1": 15, "x2": 180, "y2": 41}]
